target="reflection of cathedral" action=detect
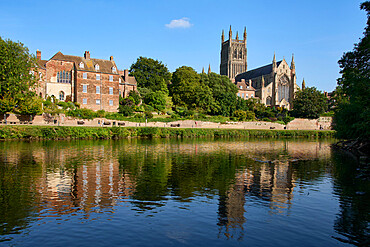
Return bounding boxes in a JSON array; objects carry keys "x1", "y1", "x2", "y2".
[
  {"x1": 218, "y1": 161, "x2": 294, "y2": 239},
  {"x1": 220, "y1": 27, "x2": 299, "y2": 110}
]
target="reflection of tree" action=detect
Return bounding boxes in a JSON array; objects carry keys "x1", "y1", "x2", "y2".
[
  {"x1": 0, "y1": 153, "x2": 42, "y2": 239},
  {"x1": 331, "y1": 151, "x2": 370, "y2": 246}
]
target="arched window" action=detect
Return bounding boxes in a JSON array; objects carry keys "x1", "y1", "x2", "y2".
[
  {"x1": 59, "y1": 91, "x2": 65, "y2": 101},
  {"x1": 95, "y1": 64, "x2": 100, "y2": 71},
  {"x1": 239, "y1": 50, "x2": 242, "y2": 59},
  {"x1": 278, "y1": 76, "x2": 290, "y2": 102},
  {"x1": 266, "y1": 96, "x2": 272, "y2": 106},
  {"x1": 112, "y1": 67, "x2": 117, "y2": 73},
  {"x1": 79, "y1": 62, "x2": 84, "y2": 69},
  {"x1": 233, "y1": 49, "x2": 237, "y2": 59}
]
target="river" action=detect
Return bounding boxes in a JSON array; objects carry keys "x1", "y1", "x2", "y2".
[{"x1": 0, "y1": 138, "x2": 368, "y2": 246}]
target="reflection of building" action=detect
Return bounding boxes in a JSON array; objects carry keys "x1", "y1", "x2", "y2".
[{"x1": 218, "y1": 161, "x2": 295, "y2": 239}]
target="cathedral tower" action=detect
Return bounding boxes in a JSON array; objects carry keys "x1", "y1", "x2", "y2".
[{"x1": 220, "y1": 26, "x2": 247, "y2": 80}]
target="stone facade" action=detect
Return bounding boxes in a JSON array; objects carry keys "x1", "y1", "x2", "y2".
[
  {"x1": 235, "y1": 54, "x2": 299, "y2": 110},
  {"x1": 36, "y1": 51, "x2": 136, "y2": 112},
  {"x1": 220, "y1": 26, "x2": 247, "y2": 80}
]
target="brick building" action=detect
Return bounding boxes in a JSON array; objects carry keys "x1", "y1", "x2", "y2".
[
  {"x1": 36, "y1": 50, "x2": 137, "y2": 112},
  {"x1": 235, "y1": 79, "x2": 256, "y2": 100}
]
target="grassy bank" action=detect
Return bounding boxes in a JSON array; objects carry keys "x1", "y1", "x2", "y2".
[{"x1": 0, "y1": 126, "x2": 335, "y2": 140}]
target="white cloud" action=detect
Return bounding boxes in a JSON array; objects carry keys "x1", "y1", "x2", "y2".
[{"x1": 165, "y1": 17, "x2": 193, "y2": 29}]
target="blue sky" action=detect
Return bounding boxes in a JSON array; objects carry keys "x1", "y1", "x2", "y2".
[{"x1": 0, "y1": 0, "x2": 367, "y2": 92}]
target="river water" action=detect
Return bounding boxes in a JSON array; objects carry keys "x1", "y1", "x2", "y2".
[{"x1": 0, "y1": 138, "x2": 368, "y2": 246}]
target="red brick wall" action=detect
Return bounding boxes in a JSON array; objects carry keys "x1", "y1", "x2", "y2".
[{"x1": 75, "y1": 71, "x2": 119, "y2": 112}]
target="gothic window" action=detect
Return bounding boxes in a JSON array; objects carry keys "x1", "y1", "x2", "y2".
[
  {"x1": 239, "y1": 50, "x2": 242, "y2": 59},
  {"x1": 59, "y1": 91, "x2": 65, "y2": 101},
  {"x1": 57, "y1": 71, "x2": 71, "y2": 83},
  {"x1": 233, "y1": 49, "x2": 237, "y2": 59},
  {"x1": 266, "y1": 96, "x2": 272, "y2": 106},
  {"x1": 95, "y1": 64, "x2": 99, "y2": 71},
  {"x1": 112, "y1": 67, "x2": 117, "y2": 73},
  {"x1": 278, "y1": 75, "x2": 290, "y2": 102},
  {"x1": 79, "y1": 62, "x2": 84, "y2": 69}
]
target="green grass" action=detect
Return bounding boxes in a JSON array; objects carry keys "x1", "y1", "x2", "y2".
[{"x1": 0, "y1": 125, "x2": 336, "y2": 140}]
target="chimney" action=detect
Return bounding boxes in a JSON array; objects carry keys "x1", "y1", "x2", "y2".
[
  {"x1": 84, "y1": 51, "x2": 90, "y2": 59},
  {"x1": 124, "y1": 69, "x2": 129, "y2": 79},
  {"x1": 36, "y1": 50, "x2": 41, "y2": 61},
  {"x1": 110, "y1": 56, "x2": 113, "y2": 61}
]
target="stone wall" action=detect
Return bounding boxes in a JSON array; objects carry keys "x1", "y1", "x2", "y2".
[{"x1": 0, "y1": 114, "x2": 333, "y2": 130}]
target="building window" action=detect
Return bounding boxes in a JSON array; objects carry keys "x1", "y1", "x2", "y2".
[
  {"x1": 119, "y1": 78, "x2": 121, "y2": 83},
  {"x1": 83, "y1": 85, "x2": 87, "y2": 93},
  {"x1": 109, "y1": 75, "x2": 113, "y2": 82},
  {"x1": 241, "y1": 93, "x2": 244, "y2": 98},
  {"x1": 96, "y1": 86, "x2": 100, "y2": 94},
  {"x1": 239, "y1": 86, "x2": 243, "y2": 89},
  {"x1": 96, "y1": 99, "x2": 101, "y2": 105},
  {"x1": 79, "y1": 62, "x2": 84, "y2": 69},
  {"x1": 95, "y1": 64, "x2": 99, "y2": 71},
  {"x1": 109, "y1": 100, "x2": 113, "y2": 106},
  {"x1": 39, "y1": 72, "x2": 42, "y2": 80},
  {"x1": 57, "y1": 71, "x2": 71, "y2": 83},
  {"x1": 59, "y1": 91, "x2": 65, "y2": 101},
  {"x1": 96, "y1": 74, "x2": 100, "y2": 80},
  {"x1": 83, "y1": 73, "x2": 87, "y2": 79},
  {"x1": 251, "y1": 94, "x2": 254, "y2": 98},
  {"x1": 112, "y1": 67, "x2": 117, "y2": 73},
  {"x1": 246, "y1": 94, "x2": 248, "y2": 99},
  {"x1": 109, "y1": 87, "x2": 113, "y2": 95},
  {"x1": 237, "y1": 93, "x2": 240, "y2": 97},
  {"x1": 83, "y1": 98, "x2": 87, "y2": 105}
]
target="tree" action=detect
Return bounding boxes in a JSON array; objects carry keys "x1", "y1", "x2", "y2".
[
  {"x1": 16, "y1": 96, "x2": 43, "y2": 116},
  {"x1": 0, "y1": 37, "x2": 37, "y2": 114},
  {"x1": 129, "y1": 57, "x2": 171, "y2": 93},
  {"x1": 170, "y1": 66, "x2": 201, "y2": 108},
  {"x1": 335, "y1": 1, "x2": 370, "y2": 139},
  {"x1": 292, "y1": 87, "x2": 328, "y2": 119},
  {"x1": 143, "y1": 90, "x2": 168, "y2": 111}
]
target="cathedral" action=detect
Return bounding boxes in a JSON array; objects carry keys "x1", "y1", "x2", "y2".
[{"x1": 220, "y1": 26, "x2": 299, "y2": 110}]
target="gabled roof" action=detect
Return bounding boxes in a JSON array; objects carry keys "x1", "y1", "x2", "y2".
[
  {"x1": 37, "y1": 59, "x2": 47, "y2": 69},
  {"x1": 49, "y1": 52, "x2": 119, "y2": 74},
  {"x1": 235, "y1": 61, "x2": 282, "y2": 81}
]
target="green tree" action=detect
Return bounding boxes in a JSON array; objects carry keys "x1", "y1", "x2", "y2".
[
  {"x1": 129, "y1": 57, "x2": 171, "y2": 93},
  {"x1": 0, "y1": 37, "x2": 37, "y2": 114},
  {"x1": 144, "y1": 90, "x2": 167, "y2": 111},
  {"x1": 170, "y1": 66, "x2": 201, "y2": 108},
  {"x1": 335, "y1": 1, "x2": 370, "y2": 139},
  {"x1": 292, "y1": 87, "x2": 328, "y2": 119},
  {"x1": 16, "y1": 96, "x2": 43, "y2": 116}
]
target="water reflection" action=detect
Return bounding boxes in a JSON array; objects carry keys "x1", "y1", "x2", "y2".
[{"x1": 0, "y1": 138, "x2": 368, "y2": 246}]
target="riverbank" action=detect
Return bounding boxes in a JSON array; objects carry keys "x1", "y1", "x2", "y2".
[{"x1": 0, "y1": 125, "x2": 335, "y2": 140}]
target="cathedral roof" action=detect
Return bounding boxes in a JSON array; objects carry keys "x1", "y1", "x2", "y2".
[{"x1": 235, "y1": 60, "x2": 282, "y2": 81}]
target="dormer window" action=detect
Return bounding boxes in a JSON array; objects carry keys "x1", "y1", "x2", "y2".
[
  {"x1": 79, "y1": 62, "x2": 84, "y2": 69},
  {"x1": 95, "y1": 64, "x2": 99, "y2": 71},
  {"x1": 112, "y1": 67, "x2": 117, "y2": 73}
]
